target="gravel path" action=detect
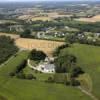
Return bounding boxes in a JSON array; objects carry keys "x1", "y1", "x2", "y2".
[{"x1": 78, "y1": 86, "x2": 98, "y2": 100}]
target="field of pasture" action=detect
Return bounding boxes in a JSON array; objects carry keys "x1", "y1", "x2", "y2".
[
  {"x1": 62, "y1": 43, "x2": 100, "y2": 100},
  {"x1": 0, "y1": 51, "x2": 92, "y2": 100}
]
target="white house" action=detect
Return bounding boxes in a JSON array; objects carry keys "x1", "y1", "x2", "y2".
[
  {"x1": 28, "y1": 58, "x2": 55, "y2": 73},
  {"x1": 37, "y1": 63, "x2": 55, "y2": 73}
]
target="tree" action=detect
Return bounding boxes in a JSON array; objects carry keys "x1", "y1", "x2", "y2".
[
  {"x1": 25, "y1": 74, "x2": 36, "y2": 80},
  {"x1": 0, "y1": 36, "x2": 18, "y2": 64},
  {"x1": 9, "y1": 72, "x2": 15, "y2": 77},
  {"x1": 20, "y1": 29, "x2": 31, "y2": 38},
  {"x1": 54, "y1": 54, "x2": 77, "y2": 73},
  {"x1": 65, "y1": 34, "x2": 77, "y2": 44},
  {"x1": 46, "y1": 77, "x2": 54, "y2": 83},
  {"x1": 16, "y1": 72, "x2": 25, "y2": 79},
  {"x1": 71, "y1": 67, "x2": 84, "y2": 77},
  {"x1": 29, "y1": 49, "x2": 47, "y2": 61},
  {"x1": 70, "y1": 78, "x2": 80, "y2": 86},
  {"x1": 53, "y1": 44, "x2": 70, "y2": 57},
  {"x1": 15, "y1": 60, "x2": 27, "y2": 74}
]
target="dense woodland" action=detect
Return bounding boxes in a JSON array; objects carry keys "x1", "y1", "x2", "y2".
[{"x1": 0, "y1": 36, "x2": 18, "y2": 64}]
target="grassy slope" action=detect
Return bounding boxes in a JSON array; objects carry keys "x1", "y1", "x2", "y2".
[
  {"x1": 23, "y1": 65, "x2": 53, "y2": 81},
  {"x1": 0, "y1": 51, "x2": 91, "y2": 100},
  {"x1": 62, "y1": 43, "x2": 100, "y2": 99}
]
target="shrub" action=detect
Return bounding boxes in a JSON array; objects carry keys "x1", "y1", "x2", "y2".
[
  {"x1": 25, "y1": 74, "x2": 36, "y2": 80},
  {"x1": 15, "y1": 60, "x2": 27, "y2": 74},
  {"x1": 9, "y1": 72, "x2": 15, "y2": 77},
  {"x1": 53, "y1": 44, "x2": 70, "y2": 57},
  {"x1": 71, "y1": 67, "x2": 84, "y2": 78},
  {"x1": 65, "y1": 34, "x2": 77, "y2": 44},
  {"x1": 46, "y1": 77, "x2": 54, "y2": 83},
  {"x1": 70, "y1": 79, "x2": 80, "y2": 86},
  {"x1": 54, "y1": 54, "x2": 77, "y2": 73},
  {"x1": 16, "y1": 72, "x2": 25, "y2": 79},
  {"x1": 29, "y1": 49, "x2": 46, "y2": 61},
  {"x1": 20, "y1": 29, "x2": 31, "y2": 38},
  {"x1": 65, "y1": 81, "x2": 70, "y2": 86}
]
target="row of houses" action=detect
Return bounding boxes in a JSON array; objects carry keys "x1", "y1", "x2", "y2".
[{"x1": 78, "y1": 32, "x2": 100, "y2": 40}]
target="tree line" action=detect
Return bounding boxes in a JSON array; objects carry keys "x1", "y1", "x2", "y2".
[
  {"x1": 0, "y1": 36, "x2": 18, "y2": 64},
  {"x1": 46, "y1": 44, "x2": 84, "y2": 86}
]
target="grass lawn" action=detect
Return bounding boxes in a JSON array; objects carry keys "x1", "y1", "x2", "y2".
[
  {"x1": 62, "y1": 43, "x2": 100, "y2": 99},
  {"x1": 0, "y1": 50, "x2": 92, "y2": 100},
  {"x1": 23, "y1": 65, "x2": 53, "y2": 81},
  {"x1": 29, "y1": 60, "x2": 39, "y2": 67}
]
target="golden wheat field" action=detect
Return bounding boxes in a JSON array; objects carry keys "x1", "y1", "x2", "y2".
[
  {"x1": 0, "y1": 33, "x2": 64, "y2": 56},
  {"x1": 75, "y1": 15, "x2": 100, "y2": 22},
  {"x1": 16, "y1": 38, "x2": 64, "y2": 56},
  {"x1": 32, "y1": 16, "x2": 51, "y2": 21}
]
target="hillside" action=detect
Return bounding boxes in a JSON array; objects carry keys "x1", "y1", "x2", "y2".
[
  {"x1": 0, "y1": 51, "x2": 92, "y2": 100},
  {"x1": 61, "y1": 43, "x2": 100, "y2": 99}
]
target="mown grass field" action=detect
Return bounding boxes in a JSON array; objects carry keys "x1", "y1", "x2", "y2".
[
  {"x1": 62, "y1": 43, "x2": 100, "y2": 99},
  {"x1": 0, "y1": 51, "x2": 92, "y2": 100}
]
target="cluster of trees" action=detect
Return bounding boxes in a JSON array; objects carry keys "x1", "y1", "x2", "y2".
[
  {"x1": 1, "y1": 18, "x2": 100, "y2": 38},
  {"x1": 0, "y1": 18, "x2": 100, "y2": 35},
  {"x1": 29, "y1": 49, "x2": 47, "y2": 61},
  {"x1": 79, "y1": 38, "x2": 100, "y2": 46},
  {"x1": 53, "y1": 54, "x2": 84, "y2": 86},
  {"x1": 56, "y1": 19, "x2": 100, "y2": 33},
  {"x1": 65, "y1": 21, "x2": 100, "y2": 33},
  {"x1": 46, "y1": 74, "x2": 81, "y2": 86},
  {"x1": 31, "y1": 21, "x2": 65, "y2": 32},
  {"x1": 65, "y1": 34, "x2": 100, "y2": 46},
  {"x1": 20, "y1": 29, "x2": 34, "y2": 38},
  {"x1": 0, "y1": 19, "x2": 29, "y2": 33},
  {"x1": 9, "y1": 60, "x2": 27, "y2": 77},
  {"x1": 16, "y1": 72, "x2": 36, "y2": 80},
  {"x1": 54, "y1": 54, "x2": 77, "y2": 73},
  {"x1": 32, "y1": 20, "x2": 100, "y2": 34},
  {"x1": 0, "y1": 21, "x2": 19, "y2": 33},
  {"x1": 0, "y1": 36, "x2": 18, "y2": 64},
  {"x1": 9, "y1": 59, "x2": 36, "y2": 80},
  {"x1": 50, "y1": 45, "x2": 84, "y2": 86},
  {"x1": 31, "y1": 19, "x2": 100, "y2": 34},
  {"x1": 53, "y1": 43, "x2": 70, "y2": 57},
  {"x1": 31, "y1": 20, "x2": 100, "y2": 33},
  {"x1": 65, "y1": 34, "x2": 77, "y2": 44}
]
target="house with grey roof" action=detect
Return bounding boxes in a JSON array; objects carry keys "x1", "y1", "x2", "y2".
[{"x1": 38, "y1": 63, "x2": 55, "y2": 73}]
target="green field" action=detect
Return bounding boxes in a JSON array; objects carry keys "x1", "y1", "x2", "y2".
[
  {"x1": 62, "y1": 43, "x2": 100, "y2": 99},
  {"x1": 0, "y1": 51, "x2": 92, "y2": 100}
]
